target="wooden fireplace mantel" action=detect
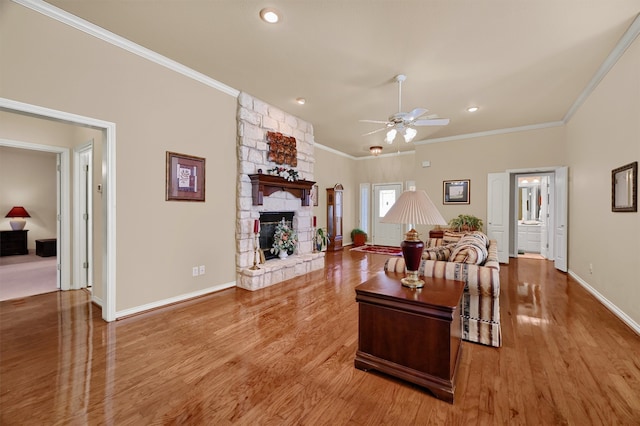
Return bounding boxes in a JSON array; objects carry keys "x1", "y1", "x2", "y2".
[{"x1": 249, "y1": 174, "x2": 316, "y2": 206}]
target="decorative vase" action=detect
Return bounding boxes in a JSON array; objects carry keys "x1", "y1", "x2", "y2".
[{"x1": 278, "y1": 250, "x2": 288, "y2": 259}]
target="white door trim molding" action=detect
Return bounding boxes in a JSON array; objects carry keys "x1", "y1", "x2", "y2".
[{"x1": 1, "y1": 97, "x2": 117, "y2": 322}]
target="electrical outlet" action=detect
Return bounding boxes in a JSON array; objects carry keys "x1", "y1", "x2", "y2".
[
  {"x1": 192, "y1": 266, "x2": 199, "y2": 277},
  {"x1": 199, "y1": 265, "x2": 205, "y2": 275},
  {"x1": 589, "y1": 263, "x2": 593, "y2": 274}
]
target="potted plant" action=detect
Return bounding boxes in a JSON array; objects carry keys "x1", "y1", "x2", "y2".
[
  {"x1": 270, "y1": 219, "x2": 298, "y2": 259},
  {"x1": 448, "y1": 214, "x2": 484, "y2": 232},
  {"x1": 351, "y1": 228, "x2": 368, "y2": 247},
  {"x1": 315, "y1": 227, "x2": 329, "y2": 252}
]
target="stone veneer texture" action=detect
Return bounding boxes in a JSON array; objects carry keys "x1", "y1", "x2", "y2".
[{"x1": 236, "y1": 92, "x2": 324, "y2": 290}]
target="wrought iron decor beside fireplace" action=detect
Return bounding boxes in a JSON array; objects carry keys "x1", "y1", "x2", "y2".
[{"x1": 259, "y1": 211, "x2": 295, "y2": 260}]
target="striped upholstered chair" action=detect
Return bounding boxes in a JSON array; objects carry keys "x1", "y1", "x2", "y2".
[{"x1": 385, "y1": 232, "x2": 502, "y2": 348}]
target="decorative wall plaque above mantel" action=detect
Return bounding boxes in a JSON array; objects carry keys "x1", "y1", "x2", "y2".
[
  {"x1": 249, "y1": 173, "x2": 315, "y2": 206},
  {"x1": 267, "y1": 131, "x2": 297, "y2": 167}
]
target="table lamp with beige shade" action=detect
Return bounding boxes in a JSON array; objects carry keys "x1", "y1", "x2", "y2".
[{"x1": 381, "y1": 188, "x2": 446, "y2": 288}]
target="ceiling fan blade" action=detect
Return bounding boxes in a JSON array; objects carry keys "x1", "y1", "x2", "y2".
[
  {"x1": 406, "y1": 107, "x2": 428, "y2": 121},
  {"x1": 413, "y1": 118, "x2": 450, "y2": 126},
  {"x1": 359, "y1": 119, "x2": 390, "y2": 124},
  {"x1": 361, "y1": 127, "x2": 388, "y2": 136}
]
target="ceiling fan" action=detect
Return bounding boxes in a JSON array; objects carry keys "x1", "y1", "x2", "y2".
[{"x1": 360, "y1": 74, "x2": 449, "y2": 144}]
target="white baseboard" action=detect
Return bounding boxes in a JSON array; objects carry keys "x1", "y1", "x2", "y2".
[
  {"x1": 115, "y1": 281, "x2": 236, "y2": 319},
  {"x1": 568, "y1": 270, "x2": 640, "y2": 336},
  {"x1": 92, "y1": 294, "x2": 103, "y2": 307}
]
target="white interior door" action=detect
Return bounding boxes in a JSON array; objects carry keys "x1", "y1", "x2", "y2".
[
  {"x1": 55, "y1": 154, "x2": 62, "y2": 290},
  {"x1": 487, "y1": 172, "x2": 509, "y2": 264},
  {"x1": 554, "y1": 166, "x2": 568, "y2": 272},
  {"x1": 373, "y1": 183, "x2": 402, "y2": 246},
  {"x1": 540, "y1": 175, "x2": 550, "y2": 259},
  {"x1": 75, "y1": 143, "x2": 93, "y2": 289}
]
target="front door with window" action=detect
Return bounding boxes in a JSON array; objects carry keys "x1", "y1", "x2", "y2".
[{"x1": 373, "y1": 183, "x2": 402, "y2": 246}]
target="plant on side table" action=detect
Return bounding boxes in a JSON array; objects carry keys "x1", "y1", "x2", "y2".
[{"x1": 448, "y1": 214, "x2": 484, "y2": 232}]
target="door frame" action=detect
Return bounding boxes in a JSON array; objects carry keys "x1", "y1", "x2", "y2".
[
  {"x1": 506, "y1": 166, "x2": 568, "y2": 271},
  {"x1": 1, "y1": 97, "x2": 117, "y2": 322}
]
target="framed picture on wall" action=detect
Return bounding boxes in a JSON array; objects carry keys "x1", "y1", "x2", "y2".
[
  {"x1": 443, "y1": 179, "x2": 470, "y2": 204},
  {"x1": 311, "y1": 184, "x2": 319, "y2": 206},
  {"x1": 611, "y1": 161, "x2": 637, "y2": 212},
  {"x1": 166, "y1": 151, "x2": 206, "y2": 201}
]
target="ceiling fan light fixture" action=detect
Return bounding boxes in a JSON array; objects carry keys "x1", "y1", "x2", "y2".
[
  {"x1": 385, "y1": 129, "x2": 397, "y2": 144},
  {"x1": 259, "y1": 8, "x2": 280, "y2": 24},
  {"x1": 370, "y1": 146, "x2": 383, "y2": 156},
  {"x1": 403, "y1": 127, "x2": 417, "y2": 143}
]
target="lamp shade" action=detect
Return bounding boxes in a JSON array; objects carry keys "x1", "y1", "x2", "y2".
[
  {"x1": 381, "y1": 189, "x2": 446, "y2": 226},
  {"x1": 5, "y1": 206, "x2": 30, "y2": 230},
  {"x1": 5, "y1": 206, "x2": 30, "y2": 218}
]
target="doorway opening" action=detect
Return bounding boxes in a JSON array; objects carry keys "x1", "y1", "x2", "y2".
[
  {"x1": 1, "y1": 98, "x2": 117, "y2": 321},
  {"x1": 514, "y1": 172, "x2": 554, "y2": 260}
]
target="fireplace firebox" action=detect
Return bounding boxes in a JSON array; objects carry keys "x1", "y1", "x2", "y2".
[{"x1": 259, "y1": 211, "x2": 295, "y2": 260}]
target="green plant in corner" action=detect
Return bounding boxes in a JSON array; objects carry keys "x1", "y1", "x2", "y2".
[
  {"x1": 350, "y1": 228, "x2": 368, "y2": 247},
  {"x1": 448, "y1": 214, "x2": 484, "y2": 232}
]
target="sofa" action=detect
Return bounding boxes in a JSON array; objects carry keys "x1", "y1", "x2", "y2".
[{"x1": 385, "y1": 231, "x2": 502, "y2": 347}]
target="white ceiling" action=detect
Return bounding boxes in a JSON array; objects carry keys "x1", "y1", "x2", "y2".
[{"x1": 46, "y1": 0, "x2": 640, "y2": 157}]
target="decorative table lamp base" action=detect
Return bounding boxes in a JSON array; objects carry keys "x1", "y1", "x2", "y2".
[{"x1": 400, "y1": 230, "x2": 425, "y2": 289}]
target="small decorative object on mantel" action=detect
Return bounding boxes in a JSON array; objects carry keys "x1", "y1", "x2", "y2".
[
  {"x1": 271, "y1": 219, "x2": 298, "y2": 258},
  {"x1": 266, "y1": 131, "x2": 297, "y2": 167},
  {"x1": 266, "y1": 167, "x2": 299, "y2": 182}
]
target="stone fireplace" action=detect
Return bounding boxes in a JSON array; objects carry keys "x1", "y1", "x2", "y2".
[{"x1": 236, "y1": 92, "x2": 324, "y2": 290}]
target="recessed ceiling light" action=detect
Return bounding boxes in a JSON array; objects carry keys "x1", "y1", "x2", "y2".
[
  {"x1": 296, "y1": 98, "x2": 306, "y2": 105},
  {"x1": 259, "y1": 8, "x2": 280, "y2": 24},
  {"x1": 467, "y1": 106, "x2": 479, "y2": 112}
]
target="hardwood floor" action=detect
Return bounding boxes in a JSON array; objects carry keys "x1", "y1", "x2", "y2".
[{"x1": 1, "y1": 250, "x2": 639, "y2": 424}]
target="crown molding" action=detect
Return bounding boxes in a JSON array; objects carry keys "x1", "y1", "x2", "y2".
[
  {"x1": 415, "y1": 121, "x2": 565, "y2": 145},
  {"x1": 353, "y1": 150, "x2": 415, "y2": 161},
  {"x1": 314, "y1": 142, "x2": 356, "y2": 159},
  {"x1": 563, "y1": 13, "x2": 640, "y2": 123},
  {"x1": 12, "y1": 0, "x2": 240, "y2": 98}
]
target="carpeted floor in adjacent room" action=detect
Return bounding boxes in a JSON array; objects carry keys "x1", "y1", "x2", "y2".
[{"x1": 0, "y1": 252, "x2": 58, "y2": 301}]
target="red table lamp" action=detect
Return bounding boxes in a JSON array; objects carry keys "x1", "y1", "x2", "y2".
[
  {"x1": 381, "y1": 189, "x2": 446, "y2": 288},
  {"x1": 5, "y1": 206, "x2": 31, "y2": 231}
]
